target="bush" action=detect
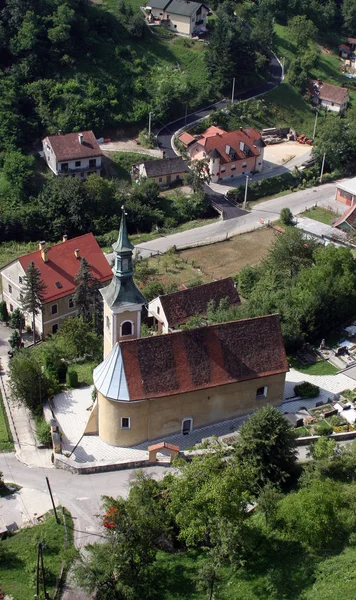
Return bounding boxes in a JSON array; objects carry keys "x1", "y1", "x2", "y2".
[
  {"x1": 280, "y1": 207, "x2": 294, "y2": 226},
  {"x1": 35, "y1": 418, "x2": 52, "y2": 446},
  {"x1": 315, "y1": 420, "x2": 333, "y2": 437},
  {"x1": 294, "y1": 382, "x2": 320, "y2": 398},
  {"x1": 66, "y1": 369, "x2": 79, "y2": 388},
  {"x1": 227, "y1": 171, "x2": 298, "y2": 203},
  {"x1": 0, "y1": 300, "x2": 9, "y2": 322}
]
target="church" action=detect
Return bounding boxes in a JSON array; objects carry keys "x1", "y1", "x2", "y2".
[{"x1": 86, "y1": 209, "x2": 288, "y2": 447}]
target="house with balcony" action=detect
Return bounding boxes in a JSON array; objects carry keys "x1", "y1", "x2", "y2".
[
  {"x1": 42, "y1": 130, "x2": 104, "y2": 180},
  {"x1": 180, "y1": 126, "x2": 265, "y2": 182},
  {"x1": 0, "y1": 233, "x2": 112, "y2": 339},
  {"x1": 146, "y1": 0, "x2": 209, "y2": 36}
]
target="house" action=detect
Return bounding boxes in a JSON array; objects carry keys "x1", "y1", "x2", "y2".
[
  {"x1": 132, "y1": 157, "x2": 189, "y2": 186},
  {"x1": 339, "y1": 43, "x2": 351, "y2": 58},
  {"x1": 334, "y1": 204, "x2": 356, "y2": 231},
  {"x1": 0, "y1": 233, "x2": 112, "y2": 338},
  {"x1": 84, "y1": 209, "x2": 288, "y2": 447},
  {"x1": 146, "y1": 0, "x2": 209, "y2": 36},
  {"x1": 148, "y1": 277, "x2": 241, "y2": 333},
  {"x1": 335, "y1": 177, "x2": 356, "y2": 206},
  {"x1": 42, "y1": 130, "x2": 104, "y2": 180},
  {"x1": 311, "y1": 80, "x2": 349, "y2": 114},
  {"x1": 180, "y1": 126, "x2": 265, "y2": 182}
]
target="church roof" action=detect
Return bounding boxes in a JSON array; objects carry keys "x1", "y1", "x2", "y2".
[
  {"x1": 156, "y1": 277, "x2": 240, "y2": 328},
  {"x1": 112, "y1": 209, "x2": 134, "y2": 253},
  {"x1": 100, "y1": 276, "x2": 146, "y2": 309},
  {"x1": 94, "y1": 315, "x2": 288, "y2": 402},
  {"x1": 93, "y1": 343, "x2": 130, "y2": 401}
]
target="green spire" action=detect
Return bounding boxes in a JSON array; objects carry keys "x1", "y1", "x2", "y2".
[{"x1": 112, "y1": 206, "x2": 134, "y2": 253}]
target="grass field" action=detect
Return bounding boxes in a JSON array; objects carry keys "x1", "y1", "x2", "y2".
[
  {"x1": 180, "y1": 228, "x2": 276, "y2": 280},
  {"x1": 1, "y1": 509, "x2": 76, "y2": 600},
  {"x1": 288, "y1": 356, "x2": 339, "y2": 376},
  {"x1": 302, "y1": 206, "x2": 340, "y2": 225},
  {"x1": 69, "y1": 361, "x2": 96, "y2": 386},
  {"x1": 0, "y1": 390, "x2": 14, "y2": 453},
  {"x1": 106, "y1": 151, "x2": 155, "y2": 182}
]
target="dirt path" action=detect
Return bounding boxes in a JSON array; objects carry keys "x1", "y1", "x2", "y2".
[{"x1": 99, "y1": 139, "x2": 162, "y2": 157}]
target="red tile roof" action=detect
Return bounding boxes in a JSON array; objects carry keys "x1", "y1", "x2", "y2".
[
  {"x1": 347, "y1": 37, "x2": 356, "y2": 44},
  {"x1": 334, "y1": 203, "x2": 356, "y2": 228},
  {"x1": 158, "y1": 277, "x2": 240, "y2": 328},
  {"x1": 120, "y1": 314, "x2": 288, "y2": 401},
  {"x1": 43, "y1": 131, "x2": 103, "y2": 162},
  {"x1": 195, "y1": 127, "x2": 263, "y2": 164},
  {"x1": 17, "y1": 233, "x2": 113, "y2": 303},
  {"x1": 179, "y1": 132, "x2": 196, "y2": 145},
  {"x1": 339, "y1": 43, "x2": 351, "y2": 51},
  {"x1": 148, "y1": 441, "x2": 180, "y2": 451}
]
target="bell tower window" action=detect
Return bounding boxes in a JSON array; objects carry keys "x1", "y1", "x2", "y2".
[{"x1": 121, "y1": 321, "x2": 133, "y2": 336}]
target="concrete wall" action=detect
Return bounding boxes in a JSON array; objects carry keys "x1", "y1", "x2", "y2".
[
  {"x1": 97, "y1": 372, "x2": 286, "y2": 446},
  {"x1": 167, "y1": 13, "x2": 192, "y2": 35}
]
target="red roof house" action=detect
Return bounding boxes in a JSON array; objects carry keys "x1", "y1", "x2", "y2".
[
  {"x1": 1, "y1": 233, "x2": 112, "y2": 338},
  {"x1": 183, "y1": 126, "x2": 265, "y2": 182}
]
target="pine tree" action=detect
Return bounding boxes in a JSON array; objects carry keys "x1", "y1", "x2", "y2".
[
  {"x1": 20, "y1": 261, "x2": 47, "y2": 345},
  {"x1": 73, "y1": 258, "x2": 102, "y2": 332}
]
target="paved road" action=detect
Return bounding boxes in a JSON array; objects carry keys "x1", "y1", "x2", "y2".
[{"x1": 135, "y1": 180, "x2": 343, "y2": 257}]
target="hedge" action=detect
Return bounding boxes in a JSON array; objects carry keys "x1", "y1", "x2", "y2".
[{"x1": 294, "y1": 382, "x2": 320, "y2": 398}]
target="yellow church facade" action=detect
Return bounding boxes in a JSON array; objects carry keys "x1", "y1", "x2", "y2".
[{"x1": 89, "y1": 209, "x2": 289, "y2": 448}]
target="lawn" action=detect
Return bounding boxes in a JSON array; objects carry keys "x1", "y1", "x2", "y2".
[
  {"x1": 301, "y1": 206, "x2": 340, "y2": 225},
  {"x1": 154, "y1": 541, "x2": 356, "y2": 599},
  {"x1": 0, "y1": 390, "x2": 14, "y2": 453},
  {"x1": 68, "y1": 361, "x2": 96, "y2": 386},
  {"x1": 180, "y1": 227, "x2": 276, "y2": 281},
  {"x1": 139, "y1": 251, "x2": 211, "y2": 288},
  {"x1": 1, "y1": 509, "x2": 76, "y2": 600},
  {"x1": 288, "y1": 356, "x2": 339, "y2": 376},
  {"x1": 105, "y1": 152, "x2": 155, "y2": 182}
]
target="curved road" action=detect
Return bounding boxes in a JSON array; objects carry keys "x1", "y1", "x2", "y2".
[{"x1": 157, "y1": 55, "x2": 283, "y2": 218}]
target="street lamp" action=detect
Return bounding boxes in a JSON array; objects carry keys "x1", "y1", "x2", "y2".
[{"x1": 231, "y1": 77, "x2": 236, "y2": 104}]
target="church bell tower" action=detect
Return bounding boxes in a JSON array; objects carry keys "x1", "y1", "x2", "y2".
[{"x1": 100, "y1": 207, "x2": 147, "y2": 358}]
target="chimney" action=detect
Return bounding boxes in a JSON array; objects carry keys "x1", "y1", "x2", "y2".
[
  {"x1": 38, "y1": 240, "x2": 46, "y2": 250},
  {"x1": 62, "y1": 234, "x2": 68, "y2": 242},
  {"x1": 57, "y1": 130, "x2": 62, "y2": 135},
  {"x1": 78, "y1": 133, "x2": 83, "y2": 145},
  {"x1": 41, "y1": 248, "x2": 48, "y2": 263},
  {"x1": 74, "y1": 248, "x2": 80, "y2": 259}
]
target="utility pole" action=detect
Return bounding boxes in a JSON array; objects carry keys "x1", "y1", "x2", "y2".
[
  {"x1": 313, "y1": 111, "x2": 318, "y2": 140},
  {"x1": 319, "y1": 152, "x2": 326, "y2": 183},
  {"x1": 36, "y1": 543, "x2": 49, "y2": 600},
  {"x1": 148, "y1": 112, "x2": 153, "y2": 137},
  {"x1": 281, "y1": 56, "x2": 285, "y2": 80},
  {"x1": 46, "y1": 477, "x2": 60, "y2": 524},
  {"x1": 231, "y1": 77, "x2": 235, "y2": 104},
  {"x1": 243, "y1": 175, "x2": 249, "y2": 210}
]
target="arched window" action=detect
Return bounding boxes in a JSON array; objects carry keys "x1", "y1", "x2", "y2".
[{"x1": 121, "y1": 321, "x2": 133, "y2": 336}]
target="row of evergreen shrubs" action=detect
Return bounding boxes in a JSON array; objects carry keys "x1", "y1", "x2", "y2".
[{"x1": 294, "y1": 382, "x2": 320, "y2": 398}]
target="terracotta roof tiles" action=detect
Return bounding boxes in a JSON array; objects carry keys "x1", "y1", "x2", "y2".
[
  {"x1": 159, "y1": 277, "x2": 240, "y2": 327},
  {"x1": 43, "y1": 130, "x2": 103, "y2": 162},
  {"x1": 120, "y1": 314, "x2": 288, "y2": 401},
  {"x1": 194, "y1": 127, "x2": 263, "y2": 164},
  {"x1": 17, "y1": 233, "x2": 112, "y2": 303}
]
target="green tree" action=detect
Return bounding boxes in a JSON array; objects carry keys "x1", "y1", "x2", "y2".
[
  {"x1": 20, "y1": 261, "x2": 47, "y2": 345},
  {"x1": 278, "y1": 479, "x2": 348, "y2": 551},
  {"x1": 0, "y1": 301, "x2": 9, "y2": 323},
  {"x1": 9, "y1": 307, "x2": 25, "y2": 333},
  {"x1": 238, "y1": 266, "x2": 261, "y2": 299},
  {"x1": 2, "y1": 150, "x2": 35, "y2": 198},
  {"x1": 55, "y1": 316, "x2": 102, "y2": 361},
  {"x1": 73, "y1": 258, "x2": 102, "y2": 332},
  {"x1": 8, "y1": 348, "x2": 56, "y2": 413},
  {"x1": 288, "y1": 15, "x2": 317, "y2": 48},
  {"x1": 280, "y1": 207, "x2": 294, "y2": 226},
  {"x1": 9, "y1": 329, "x2": 21, "y2": 350},
  {"x1": 312, "y1": 115, "x2": 353, "y2": 171},
  {"x1": 343, "y1": 0, "x2": 356, "y2": 34},
  {"x1": 234, "y1": 406, "x2": 297, "y2": 492}
]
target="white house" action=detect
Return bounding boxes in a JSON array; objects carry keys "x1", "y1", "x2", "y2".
[
  {"x1": 146, "y1": 0, "x2": 209, "y2": 36},
  {"x1": 311, "y1": 81, "x2": 349, "y2": 114},
  {"x1": 42, "y1": 130, "x2": 104, "y2": 180}
]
